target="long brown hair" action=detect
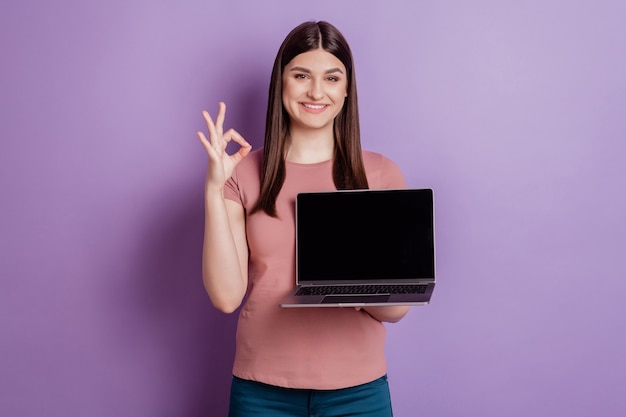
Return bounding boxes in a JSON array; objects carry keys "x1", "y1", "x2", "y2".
[{"x1": 251, "y1": 21, "x2": 369, "y2": 217}]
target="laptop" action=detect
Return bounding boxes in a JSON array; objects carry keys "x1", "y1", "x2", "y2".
[{"x1": 280, "y1": 188, "x2": 436, "y2": 307}]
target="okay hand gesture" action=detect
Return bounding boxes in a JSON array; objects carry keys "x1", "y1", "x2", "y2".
[{"x1": 197, "y1": 102, "x2": 252, "y2": 192}]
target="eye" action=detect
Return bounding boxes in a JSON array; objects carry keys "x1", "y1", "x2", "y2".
[
  {"x1": 294, "y1": 73, "x2": 308, "y2": 80},
  {"x1": 326, "y1": 76, "x2": 341, "y2": 82}
]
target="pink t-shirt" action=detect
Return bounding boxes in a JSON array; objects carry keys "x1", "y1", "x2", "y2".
[{"x1": 223, "y1": 148, "x2": 406, "y2": 389}]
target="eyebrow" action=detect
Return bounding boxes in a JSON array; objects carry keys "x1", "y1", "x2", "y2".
[{"x1": 289, "y1": 66, "x2": 344, "y2": 74}]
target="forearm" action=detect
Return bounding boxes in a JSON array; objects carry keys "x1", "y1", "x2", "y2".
[
  {"x1": 202, "y1": 190, "x2": 248, "y2": 313},
  {"x1": 362, "y1": 305, "x2": 410, "y2": 323}
]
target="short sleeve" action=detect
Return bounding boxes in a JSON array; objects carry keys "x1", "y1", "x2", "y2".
[
  {"x1": 223, "y1": 169, "x2": 242, "y2": 204},
  {"x1": 220, "y1": 149, "x2": 263, "y2": 209},
  {"x1": 363, "y1": 151, "x2": 407, "y2": 189},
  {"x1": 379, "y1": 155, "x2": 407, "y2": 189}
]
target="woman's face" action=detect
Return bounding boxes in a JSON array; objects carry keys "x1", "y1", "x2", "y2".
[{"x1": 281, "y1": 48, "x2": 348, "y2": 133}]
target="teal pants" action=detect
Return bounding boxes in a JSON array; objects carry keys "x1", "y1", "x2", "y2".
[{"x1": 228, "y1": 375, "x2": 394, "y2": 417}]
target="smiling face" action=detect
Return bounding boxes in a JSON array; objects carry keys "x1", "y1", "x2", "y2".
[{"x1": 281, "y1": 48, "x2": 348, "y2": 134}]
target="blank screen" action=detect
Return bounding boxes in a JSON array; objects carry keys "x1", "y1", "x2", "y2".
[{"x1": 296, "y1": 189, "x2": 435, "y2": 282}]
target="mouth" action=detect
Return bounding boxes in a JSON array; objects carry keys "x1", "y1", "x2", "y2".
[{"x1": 300, "y1": 103, "x2": 329, "y2": 112}]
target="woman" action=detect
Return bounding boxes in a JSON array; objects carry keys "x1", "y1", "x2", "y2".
[{"x1": 197, "y1": 21, "x2": 410, "y2": 417}]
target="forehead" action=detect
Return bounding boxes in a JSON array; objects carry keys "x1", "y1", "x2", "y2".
[{"x1": 284, "y1": 48, "x2": 346, "y2": 73}]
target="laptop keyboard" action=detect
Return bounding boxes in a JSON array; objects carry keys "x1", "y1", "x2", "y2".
[{"x1": 295, "y1": 284, "x2": 428, "y2": 296}]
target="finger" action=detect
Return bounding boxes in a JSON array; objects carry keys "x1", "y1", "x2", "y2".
[
  {"x1": 197, "y1": 130, "x2": 208, "y2": 146},
  {"x1": 196, "y1": 131, "x2": 219, "y2": 160},
  {"x1": 222, "y1": 128, "x2": 250, "y2": 147},
  {"x1": 215, "y1": 102, "x2": 226, "y2": 137},
  {"x1": 201, "y1": 110, "x2": 224, "y2": 151},
  {"x1": 223, "y1": 128, "x2": 252, "y2": 162},
  {"x1": 197, "y1": 130, "x2": 211, "y2": 150},
  {"x1": 232, "y1": 143, "x2": 252, "y2": 163},
  {"x1": 201, "y1": 110, "x2": 217, "y2": 137}
]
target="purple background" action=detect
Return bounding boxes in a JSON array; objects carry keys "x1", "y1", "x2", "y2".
[{"x1": 2, "y1": 1, "x2": 625, "y2": 416}]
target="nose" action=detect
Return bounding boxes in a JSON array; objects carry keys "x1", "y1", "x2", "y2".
[{"x1": 307, "y1": 78, "x2": 323, "y2": 100}]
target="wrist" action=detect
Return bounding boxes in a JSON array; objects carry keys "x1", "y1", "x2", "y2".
[
  {"x1": 204, "y1": 186, "x2": 225, "y2": 204},
  {"x1": 204, "y1": 179, "x2": 225, "y2": 195}
]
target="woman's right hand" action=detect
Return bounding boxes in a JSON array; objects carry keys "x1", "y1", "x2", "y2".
[{"x1": 197, "y1": 102, "x2": 252, "y2": 192}]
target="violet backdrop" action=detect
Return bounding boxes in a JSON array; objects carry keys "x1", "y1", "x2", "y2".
[{"x1": 1, "y1": 1, "x2": 625, "y2": 416}]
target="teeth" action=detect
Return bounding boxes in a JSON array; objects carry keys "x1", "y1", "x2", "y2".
[{"x1": 303, "y1": 104, "x2": 326, "y2": 109}]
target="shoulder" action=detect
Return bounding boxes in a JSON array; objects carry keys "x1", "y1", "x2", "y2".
[
  {"x1": 237, "y1": 148, "x2": 264, "y2": 172},
  {"x1": 362, "y1": 150, "x2": 398, "y2": 169},
  {"x1": 224, "y1": 148, "x2": 263, "y2": 206},
  {"x1": 230, "y1": 148, "x2": 263, "y2": 184},
  {"x1": 362, "y1": 150, "x2": 406, "y2": 189}
]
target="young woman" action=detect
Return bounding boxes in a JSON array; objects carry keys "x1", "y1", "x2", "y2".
[{"x1": 197, "y1": 21, "x2": 410, "y2": 417}]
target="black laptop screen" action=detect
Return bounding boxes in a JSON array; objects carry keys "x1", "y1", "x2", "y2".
[{"x1": 296, "y1": 189, "x2": 435, "y2": 282}]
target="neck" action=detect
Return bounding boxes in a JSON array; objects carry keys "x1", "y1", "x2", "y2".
[{"x1": 285, "y1": 125, "x2": 334, "y2": 164}]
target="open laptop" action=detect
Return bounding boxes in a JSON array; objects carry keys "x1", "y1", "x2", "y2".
[{"x1": 280, "y1": 188, "x2": 436, "y2": 307}]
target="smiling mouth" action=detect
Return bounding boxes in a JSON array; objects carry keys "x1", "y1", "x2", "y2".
[{"x1": 301, "y1": 103, "x2": 328, "y2": 110}]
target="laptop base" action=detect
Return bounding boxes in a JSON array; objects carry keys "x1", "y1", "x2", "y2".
[{"x1": 280, "y1": 283, "x2": 434, "y2": 307}]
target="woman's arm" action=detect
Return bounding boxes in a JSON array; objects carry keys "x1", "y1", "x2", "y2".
[
  {"x1": 197, "y1": 102, "x2": 251, "y2": 313},
  {"x1": 201, "y1": 191, "x2": 248, "y2": 313}
]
